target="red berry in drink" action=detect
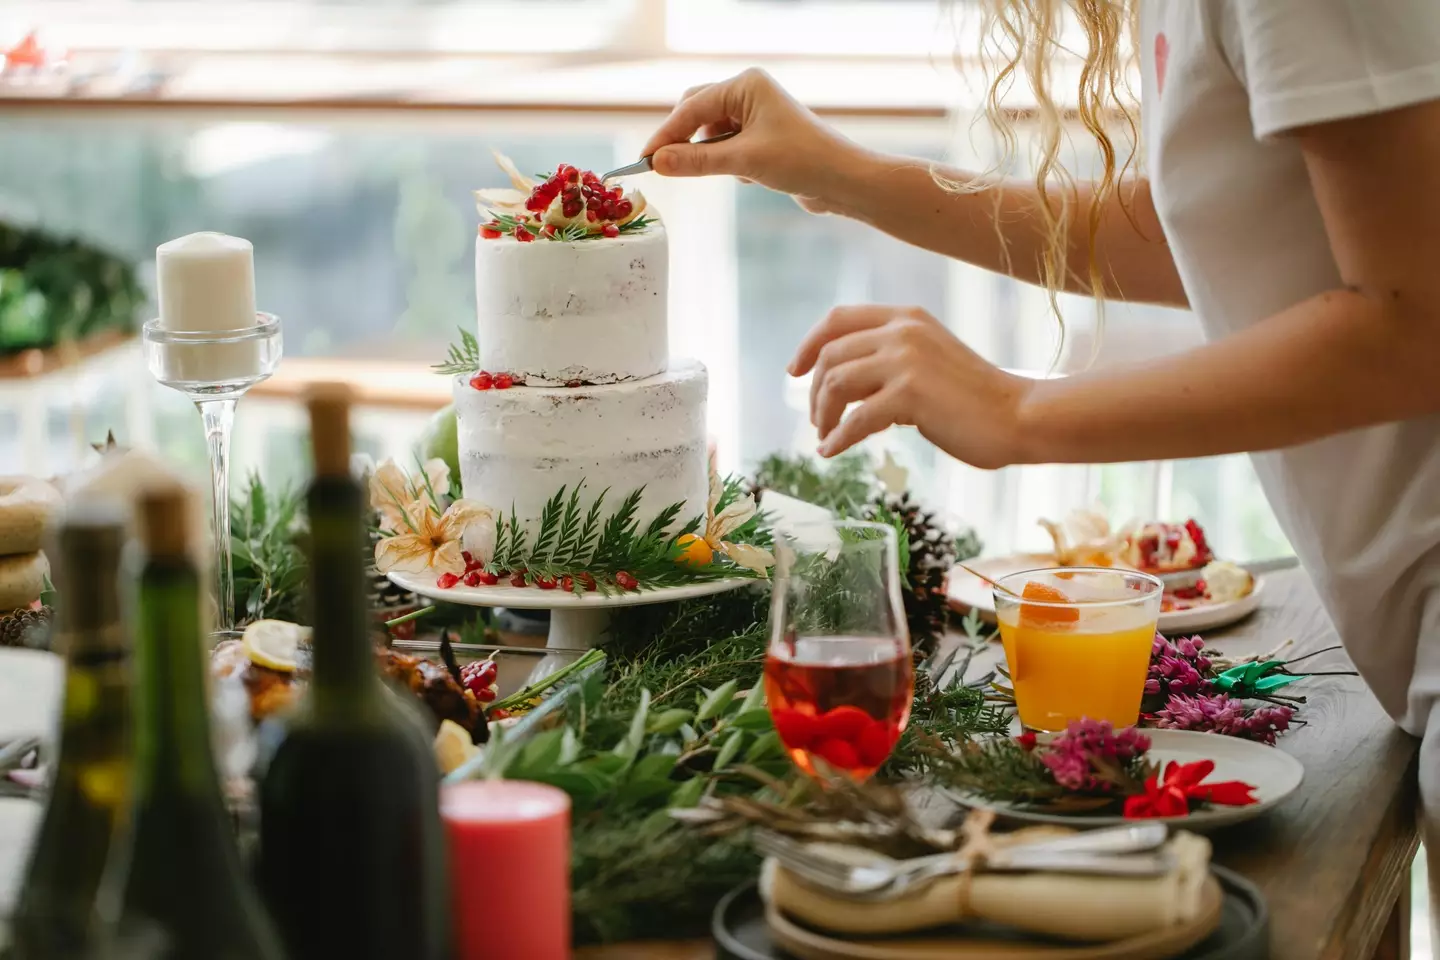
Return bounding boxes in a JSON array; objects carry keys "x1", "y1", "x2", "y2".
[
  {"x1": 601, "y1": 223, "x2": 620, "y2": 238},
  {"x1": 469, "y1": 371, "x2": 493, "y2": 391},
  {"x1": 812, "y1": 738, "x2": 860, "y2": 773},
  {"x1": 436, "y1": 572, "x2": 460, "y2": 589},
  {"x1": 856, "y1": 720, "x2": 897, "y2": 769},
  {"x1": 614, "y1": 571, "x2": 638, "y2": 591},
  {"x1": 494, "y1": 372, "x2": 515, "y2": 389},
  {"x1": 771, "y1": 709, "x2": 819, "y2": 751},
  {"x1": 817, "y1": 705, "x2": 871, "y2": 743}
]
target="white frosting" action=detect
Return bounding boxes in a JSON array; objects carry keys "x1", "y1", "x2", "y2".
[
  {"x1": 474, "y1": 226, "x2": 668, "y2": 386},
  {"x1": 453, "y1": 360, "x2": 709, "y2": 543}
]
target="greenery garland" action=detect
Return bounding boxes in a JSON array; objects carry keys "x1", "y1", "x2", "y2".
[{"x1": 0, "y1": 221, "x2": 143, "y2": 353}]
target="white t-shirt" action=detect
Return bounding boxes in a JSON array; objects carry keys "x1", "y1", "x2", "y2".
[{"x1": 1139, "y1": 0, "x2": 1440, "y2": 737}]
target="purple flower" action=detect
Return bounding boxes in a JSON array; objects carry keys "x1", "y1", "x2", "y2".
[
  {"x1": 1151, "y1": 693, "x2": 1294, "y2": 745},
  {"x1": 1144, "y1": 632, "x2": 1217, "y2": 712},
  {"x1": 1038, "y1": 719, "x2": 1151, "y2": 792}
]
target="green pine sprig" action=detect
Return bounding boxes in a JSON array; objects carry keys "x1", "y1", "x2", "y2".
[{"x1": 433, "y1": 326, "x2": 480, "y2": 376}]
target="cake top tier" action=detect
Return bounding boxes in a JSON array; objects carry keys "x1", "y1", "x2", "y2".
[{"x1": 475, "y1": 150, "x2": 656, "y2": 244}]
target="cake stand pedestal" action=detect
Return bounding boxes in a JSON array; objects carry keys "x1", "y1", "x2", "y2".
[{"x1": 384, "y1": 572, "x2": 755, "y2": 679}]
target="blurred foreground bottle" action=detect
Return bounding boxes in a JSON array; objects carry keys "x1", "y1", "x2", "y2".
[
  {"x1": 256, "y1": 384, "x2": 451, "y2": 960},
  {"x1": 97, "y1": 484, "x2": 284, "y2": 960},
  {"x1": 7, "y1": 506, "x2": 131, "y2": 960}
]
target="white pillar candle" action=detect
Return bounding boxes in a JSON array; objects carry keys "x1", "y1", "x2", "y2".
[{"x1": 154, "y1": 232, "x2": 262, "y2": 383}]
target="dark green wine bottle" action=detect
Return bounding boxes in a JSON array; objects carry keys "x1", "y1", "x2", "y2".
[
  {"x1": 256, "y1": 384, "x2": 452, "y2": 960},
  {"x1": 98, "y1": 485, "x2": 285, "y2": 960},
  {"x1": 7, "y1": 506, "x2": 131, "y2": 960}
]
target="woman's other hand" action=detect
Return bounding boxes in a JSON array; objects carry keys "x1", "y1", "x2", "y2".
[
  {"x1": 640, "y1": 68, "x2": 869, "y2": 215},
  {"x1": 789, "y1": 306, "x2": 1034, "y2": 469}
]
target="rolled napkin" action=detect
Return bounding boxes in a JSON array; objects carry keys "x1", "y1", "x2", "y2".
[{"x1": 763, "y1": 831, "x2": 1213, "y2": 944}]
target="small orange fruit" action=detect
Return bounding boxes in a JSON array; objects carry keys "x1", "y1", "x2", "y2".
[
  {"x1": 1020, "y1": 581, "x2": 1081, "y2": 626},
  {"x1": 675, "y1": 533, "x2": 714, "y2": 568}
]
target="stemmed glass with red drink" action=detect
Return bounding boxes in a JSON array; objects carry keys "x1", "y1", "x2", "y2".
[{"x1": 764, "y1": 520, "x2": 914, "y2": 783}]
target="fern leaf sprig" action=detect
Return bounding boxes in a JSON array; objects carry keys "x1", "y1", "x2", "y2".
[
  {"x1": 433, "y1": 326, "x2": 480, "y2": 376},
  {"x1": 592, "y1": 488, "x2": 645, "y2": 569},
  {"x1": 572, "y1": 488, "x2": 608, "y2": 569},
  {"x1": 529, "y1": 487, "x2": 567, "y2": 570},
  {"x1": 551, "y1": 484, "x2": 587, "y2": 568}
]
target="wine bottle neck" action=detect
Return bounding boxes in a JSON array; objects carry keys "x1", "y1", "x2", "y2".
[
  {"x1": 306, "y1": 477, "x2": 378, "y2": 716},
  {"x1": 133, "y1": 558, "x2": 222, "y2": 797}
]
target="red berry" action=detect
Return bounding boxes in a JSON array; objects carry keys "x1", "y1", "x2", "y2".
[
  {"x1": 577, "y1": 572, "x2": 597, "y2": 592},
  {"x1": 509, "y1": 572, "x2": 528, "y2": 587},
  {"x1": 436, "y1": 572, "x2": 460, "y2": 589},
  {"x1": 560, "y1": 575, "x2": 574, "y2": 592},
  {"x1": 615, "y1": 571, "x2": 638, "y2": 591},
  {"x1": 816, "y1": 705, "x2": 871, "y2": 743},
  {"x1": 494, "y1": 372, "x2": 515, "y2": 389},
  {"x1": 616, "y1": 199, "x2": 634, "y2": 219},
  {"x1": 490, "y1": 708, "x2": 511, "y2": 720},
  {"x1": 514, "y1": 226, "x2": 536, "y2": 242},
  {"x1": 469, "y1": 371, "x2": 493, "y2": 391},
  {"x1": 480, "y1": 224, "x2": 503, "y2": 239},
  {"x1": 535, "y1": 575, "x2": 558, "y2": 590},
  {"x1": 1016, "y1": 731, "x2": 1038, "y2": 751},
  {"x1": 772, "y1": 709, "x2": 819, "y2": 751},
  {"x1": 476, "y1": 570, "x2": 499, "y2": 586},
  {"x1": 475, "y1": 686, "x2": 497, "y2": 703},
  {"x1": 463, "y1": 571, "x2": 481, "y2": 587},
  {"x1": 856, "y1": 720, "x2": 897, "y2": 769},
  {"x1": 812, "y1": 738, "x2": 860, "y2": 773},
  {"x1": 601, "y1": 223, "x2": 620, "y2": 239}
]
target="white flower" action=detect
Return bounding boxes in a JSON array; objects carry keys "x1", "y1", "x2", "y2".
[
  {"x1": 368, "y1": 457, "x2": 452, "y2": 533},
  {"x1": 374, "y1": 498, "x2": 497, "y2": 576}
]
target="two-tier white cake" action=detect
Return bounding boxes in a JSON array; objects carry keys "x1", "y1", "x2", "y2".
[{"x1": 456, "y1": 164, "x2": 709, "y2": 542}]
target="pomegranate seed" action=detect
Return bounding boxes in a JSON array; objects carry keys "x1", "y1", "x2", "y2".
[
  {"x1": 608, "y1": 188, "x2": 622, "y2": 201},
  {"x1": 615, "y1": 570, "x2": 638, "y2": 591},
  {"x1": 509, "y1": 572, "x2": 528, "y2": 587},
  {"x1": 462, "y1": 550, "x2": 475, "y2": 566},
  {"x1": 586, "y1": 210, "x2": 598, "y2": 222},
  {"x1": 476, "y1": 570, "x2": 499, "y2": 586},
  {"x1": 494, "y1": 372, "x2": 515, "y2": 389},
  {"x1": 562, "y1": 199, "x2": 583, "y2": 219},
  {"x1": 565, "y1": 379, "x2": 583, "y2": 388},
  {"x1": 475, "y1": 686, "x2": 497, "y2": 703},
  {"x1": 389, "y1": 620, "x2": 416, "y2": 642},
  {"x1": 490, "y1": 708, "x2": 510, "y2": 720},
  {"x1": 436, "y1": 572, "x2": 460, "y2": 589},
  {"x1": 578, "y1": 572, "x2": 597, "y2": 591},
  {"x1": 560, "y1": 575, "x2": 574, "y2": 592},
  {"x1": 470, "y1": 371, "x2": 494, "y2": 390},
  {"x1": 535, "y1": 576, "x2": 558, "y2": 590},
  {"x1": 480, "y1": 224, "x2": 503, "y2": 239},
  {"x1": 541, "y1": 224, "x2": 557, "y2": 238},
  {"x1": 602, "y1": 224, "x2": 620, "y2": 238},
  {"x1": 563, "y1": 185, "x2": 581, "y2": 200},
  {"x1": 514, "y1": 227, "x2": 536, "y2": 243},
  {"x1": 463, "y1": 571, "x2": 481, "y2": 587},
  {"x1": 616, "y1": 199, "x2": 634, "y2": 219}
]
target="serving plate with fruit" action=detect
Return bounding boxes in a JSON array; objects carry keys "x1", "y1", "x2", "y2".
[{"x1": 948, "y1": 512, "x2": 1263, "y2": 633}]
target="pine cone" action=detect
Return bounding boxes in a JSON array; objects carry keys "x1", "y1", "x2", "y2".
[
  {"x1": 0, "y1": 605, "x2": 53, "y2": 650},
  {"x1": 870, "y1": 490, "x2": 961, "y2": 661}
]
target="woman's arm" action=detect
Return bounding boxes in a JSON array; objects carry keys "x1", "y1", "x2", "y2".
[
  {"x1": 641, "y1": 69, "x2": 1188, "y2": 308},
  {"x1": 793, "y1": 99, "x2": 1440, "y2": 467}
]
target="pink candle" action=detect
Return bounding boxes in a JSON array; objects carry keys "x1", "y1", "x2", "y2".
[{"x1": 441, "y1": 780, "x2": 571, "y2": 960}]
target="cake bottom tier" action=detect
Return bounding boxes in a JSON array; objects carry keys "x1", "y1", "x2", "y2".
[{"x1": 453, "y1": 360, "x2": 709, "y2": 547}]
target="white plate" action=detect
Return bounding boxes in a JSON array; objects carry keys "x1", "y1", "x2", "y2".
[
  {"x1": 0, "y1": 648, "x2": 61, "y2": 746},
  {"x1": 943, "y1": 729, "x2": 1304, "y2": 832},
  {"x1": 946, "y1": 555, "x2": 1264, "y2": 634}
]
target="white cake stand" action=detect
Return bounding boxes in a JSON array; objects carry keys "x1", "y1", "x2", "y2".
[{"x1": 385, "y1": 572, "x2": 755, "y2": 652}]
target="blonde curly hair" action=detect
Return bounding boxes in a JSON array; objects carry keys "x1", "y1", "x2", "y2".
[{"x1": 943, "y1": 0, "x2": 1143, "y2": 357}]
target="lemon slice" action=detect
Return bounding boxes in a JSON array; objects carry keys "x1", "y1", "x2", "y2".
[
  {"x1": 434, "y1": 719, "x2": 479, "y2": 775},
  {"x1": 242, "y1": 619, "x2": 308, "y2": 673}
]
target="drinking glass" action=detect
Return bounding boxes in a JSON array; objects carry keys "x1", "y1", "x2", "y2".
[
  {"x1": 764, "y1": 521, "x2": 913, "y2": 783},
  {"x1": 993, "y1": 567, "x2": 1164, "y2": 732}
]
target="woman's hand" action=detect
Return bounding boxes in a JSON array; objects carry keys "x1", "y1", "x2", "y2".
[
  {"x1": 640, "y1": 68, "x2": 869, "y2": 214},
  {"x1": 790, "y1": 306, "x2": 1034, "y2": 469}
]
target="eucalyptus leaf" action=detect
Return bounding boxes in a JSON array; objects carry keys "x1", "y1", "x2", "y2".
[
  {"x1": 668, "y1": 775, "x2": 706, "y2": 809},
  {"x1": 739, "y1": 681, "x2": 765, "y2": 712},
  {"x1": 727, "y1": 709, "x2": 774, "y2": 733},
  {"x1": 647, "y1": 708, "x2": 694, "y2": 736},
  {"x1": 613, "y1": 688, "x2": 652, "y2": 762},
  {"x1": 696, "y1": 680, "x2": 739, "y2": 722},
  {"x1": 714, "y1": 730, "x2": 745, "y2": 770},
  {"x1": 744, "y1": 730, "x2": 784, "y2": 762},
  {"x1": 512, "y1": 728, "x2": 566, "y2": 778}
]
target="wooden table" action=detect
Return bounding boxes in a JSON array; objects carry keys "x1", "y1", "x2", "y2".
[{"x1": 578, "y1": 569, "x2": 1422, "y2": 960}]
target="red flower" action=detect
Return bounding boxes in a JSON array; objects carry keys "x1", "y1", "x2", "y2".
[{"x1": 1123, "y1": 759, "x2": 1259, "y2": 819}]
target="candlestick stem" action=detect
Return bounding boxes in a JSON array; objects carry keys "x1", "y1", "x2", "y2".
[{"x1": 197, "y1": 397, "x2": 237, "y2": 634}]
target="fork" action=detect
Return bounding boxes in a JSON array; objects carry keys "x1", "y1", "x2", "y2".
[
  {"x1": 601, "y1": 131, "x2": 740, "y2": 181},
  {"x1": 754, "y1": 822, "x2": 1170, "y2": 898}
]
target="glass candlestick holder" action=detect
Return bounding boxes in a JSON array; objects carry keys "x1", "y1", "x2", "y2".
[{"x1": 142, "y1": 314, "x2": 282, "y2": 636}]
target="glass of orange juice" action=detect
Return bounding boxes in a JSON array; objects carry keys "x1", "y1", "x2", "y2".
[{"x1": 994, "y1": 568, "x2": 1164, "y2": 731}]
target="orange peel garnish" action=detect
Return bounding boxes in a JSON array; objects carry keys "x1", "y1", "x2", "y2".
[{"x1": 1020, "y1": 581, "x2": 1081, "y2": 626}]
